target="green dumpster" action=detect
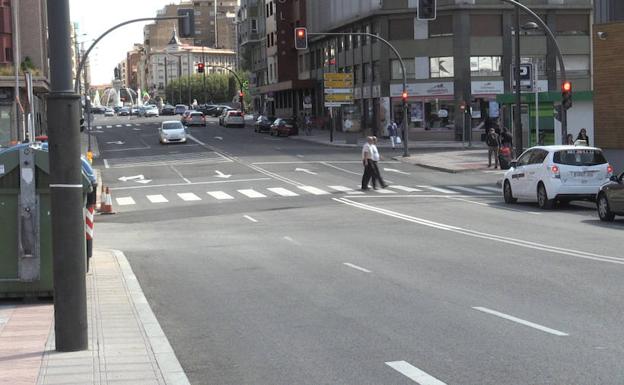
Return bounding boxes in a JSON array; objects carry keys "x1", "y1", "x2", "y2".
[{"x1": 0, "y1": 144, "x2": 92, "y2": 298}]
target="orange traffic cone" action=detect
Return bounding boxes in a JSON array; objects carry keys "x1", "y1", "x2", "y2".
[
  {"x1": 100, "y1": 187, "x2": 116, "y2": 215},
  {"x1": 98, "y1": 186, "x2": 107, "y2": 212}
]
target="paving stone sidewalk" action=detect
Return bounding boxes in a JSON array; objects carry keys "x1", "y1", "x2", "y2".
[{"x1": 0, "y1": 250, "x2": 189, "y2": 385}]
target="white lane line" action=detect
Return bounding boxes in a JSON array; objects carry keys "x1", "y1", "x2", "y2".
[
  {"x1": 115, "y1": 124, "x2": 122, "y2": 127},
  {"x1": 374, "y1": 188, "x2": 396, "y2": 194},
  {"x1": 343, "y1": 263, "x2": 371, "y2": 273},
  {"x1": 268, "y1": 187, "x2": 299, "y2": 197},
  {"x1": 328, "y1": 185, "x2": 354, "y2": 192},
  {"x1": 106, "y1": 125, "x2": 112, "y2": 128},
  {"x1": 116, "y1": 197, "x2": 136, "y2": 206},
  {"x1": 298, "y1": 185, "x2": 330, "y2": 195},
  {"x1": 146, "y1": 194, "x2": 168, "y2": 203},
  {"x1": 238, "y1": 189, "x2": 266, "y2": 198},
  {"x1": 283, "y1": 236, "x2": 301, "y2": 245},
  {"x1": 243, "y1": 215, "x2": 258, "y2": 223},
  {"x1": 448, "y1": 186, "x2": 490, "y2": 195},
  {"x1": 418, "y1": 185, "x2": 458, "y2": 194},
  {"x1": 477, "y1": 185, "x2": 502, "y2": 193},
  {"x1": 472, "y1": 307, "x2": 569, "y2": 337},
  {"x1": 170, "y1": 165, "x2": 192, "y2": 184},
  {"x1": 111, "y1": 178, "x2": 271, "y2": 191},
  {"x1": 125, "y1": 124, "x2": 132, "y2": 127},
  {"x1": 178, "y1": 193, "x2": 201, "y2": 201},
  {"x1": 296, "y1": 154, "x2": 304, "y2": 158},
  {"x1": 207, "y1": 191, "x2": 235, "y2": 200},
  {"x1": 320, "y1": 161, "x2": 362, "y2": 176},
  {"x1": 103, "y1": 159, "x2": 110, "y2": 169},
  {"x1": 389, "y1": 185, "x2": 422, "y2": 192},
  {"x1": 445, "y1": 196, "x2": 542, "y2": 215},
  {"x1": 385, "y1": 361, "x2": 447, "y2": 385}
]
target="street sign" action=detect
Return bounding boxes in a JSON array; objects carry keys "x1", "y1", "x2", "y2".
[
  {"x1": 324, "y1": 73, "x2": 353, "y2": 81},
  {"x1": 513, "y1": 63, "x2": 533, "y2": 92},
  {"x1": 324, "y1": 73, "x2": 353, "y2": 107},
  {"x1": 325, "y1": 94, "x2": 354, "y2": 102},
  {"x1": 303, "y1": 95, "x2": 312, "y2": 109}
]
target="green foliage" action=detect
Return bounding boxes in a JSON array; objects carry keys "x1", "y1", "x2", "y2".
[{"x1": 164, "y1": 71, "x2": 251, "y2": 105}]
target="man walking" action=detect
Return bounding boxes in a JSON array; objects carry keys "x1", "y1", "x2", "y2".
[
  {"x1": 370, "y1": 136, "x2": 388, "y2": 189},
  {"x1": 387, "y1": 120, "x2": 397, "y2": 149},
  {"x1": 361, "y1": 136, "x2": 374, "y2": 190},
  {"x1": 486, "y1": 127, "x2": 500, "y2": 169}
]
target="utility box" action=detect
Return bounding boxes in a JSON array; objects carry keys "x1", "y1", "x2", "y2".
[{"x1": 0, "y1": 144, "x2": 92, "y2": 298}]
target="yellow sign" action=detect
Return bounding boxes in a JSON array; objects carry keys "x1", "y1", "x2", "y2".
[
  {"x1": 324, "y1": 80, "x2": 353, "y2": 88},
  {"x1": 325, "y1": 94, "x2": 354, "y2": 102},
  {"x1": 324, "y1": 73, "x2": 353, "y2": 82}
]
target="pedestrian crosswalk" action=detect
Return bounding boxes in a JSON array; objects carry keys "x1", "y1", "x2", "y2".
[{"x1": 112, "y1": 184, "x2": 501, "y2": 208}]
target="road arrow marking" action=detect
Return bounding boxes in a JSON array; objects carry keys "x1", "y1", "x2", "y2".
[
  {"x1": 295, "y1": 167, "x2": 317, "y2": 175},
  {"x1": 107, "y1": 141, "x2": 125, "y2": 145},
  {"x1": 214, "y1": 136, "x2": 223, "y2": 140},
  {"x1": 135, "y1": 179, "x2": 152, "y2": 184},
  {"x1": 118, "y1": 175, "x2": 145, "y2": 182},
  {"x1": 384, "y1": 168, "x2": 410, "y2": 175},
  {"x1": 214, "y1": 170, "x2": 231, "y2": 179}
]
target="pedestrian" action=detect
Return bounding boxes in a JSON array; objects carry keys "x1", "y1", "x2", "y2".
[
  {"x1": 486, "y1": 127, "x2": 500, "y2": 169},
  {"x1": 305, "y1": 115, "x2": 312, "y2": 136},
  {"x1": 576, "y1": 128, "x2": 590, "y2": 145},
  {"x1": 566, "y1": 133, "x2": 574, "y2": 145},
  {"x1": 370, "y1": 136, "x2": 388, "y2": 189},
  {"x1": 361, "y1": 136, "x2": 374, "y2": 190},
  {"x1": 387, "y1": 120, "x2": 397, "y2": 149}
]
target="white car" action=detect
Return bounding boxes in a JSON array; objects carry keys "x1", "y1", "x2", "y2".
[
  {"x1": 159, "y1": 121, "x2": 187, "y2": 144},
  {"x1": 223, "y1": 110, "x2": 244, "y2": 128},
  {"x1": 104, "y1": 108, "x2": 114, "y2": 117},
  {"x1": 145, "y1": 106, "x2": 159, "y2": 117},
  {"x1": 502, "y1": 145, "x2": 613, "y2": 209}
]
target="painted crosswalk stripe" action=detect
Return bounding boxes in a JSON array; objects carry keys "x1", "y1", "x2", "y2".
[
  {"x1": 146, "y1": 194, "x2": 168, "y2": 203},
  {"x1": 125, "y1": 124, "x2": 132, "y2": 127},
  {"x1": 96, "y1": 126, "x2": 102, "y2": 129},
  {"x1": 207, "y1": 191, "x2": 235, "y2": 200},
  {"x1": 116, "y1": 197, "x2": 136, "y2": 206},
  {"x1": 385, "y1": 361, "x2": 447, "y2": 385},
  {"x1": 418, "y1": 185, "x2": 458, "y2": 194},
  {"x1": 374, "y1": 188, "x2": 396, "y2": 194},
  {"x1": 106, "y1": 125, "x2": 112, "y2": 128},
  {"x1": 115, "y1": 124, "x2": 122, "y2": 127},
  {"x1": 267, "y1": 187, "x2": 299, "y2": 197},
  {"x1": 448, "y1": 186, "x2": 489, "y2": 194},
  {"x1": 389, "y1": 185, "x2": 421, "y2": 192},
  {"x1": 178, "y1": 193, "x2": 201, "y2": 201},
  {"x1": 238, "y1": 189, "x2": 266, "y2": 198},
  {"x1": 477, "y1": 185, "x2": 501, "y2": 193},
  {"x1": 298, "y1": 186, "x2": 330, "y2": 195},
  {"x1": 328, "y1": 185, "x2": 354, "y2": 192}
]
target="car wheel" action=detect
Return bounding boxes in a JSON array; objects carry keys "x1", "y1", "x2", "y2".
[
  {"x1": 537, "y1": 183, "x2": 553, "y2": 209},
  {"x1": 597, "y1": 193, "x2": 615, "y2": 222},
  {"x1": 503, "y1": 180, "x2": 517, "y2": 204}
]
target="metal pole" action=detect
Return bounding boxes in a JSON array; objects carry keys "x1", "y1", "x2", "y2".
[
  {"x1": 178, "y1": 55, "x2": 182, "y2": 105},
  {"x1": 164, "y1": 57, "x2": 168, "y2": 103},
  {"x1": 187, "y1": 50, "x2": 192, "y2": 106},
  {"x1": 46, "y1": 0, "x2": 88, "y2": 352},
  {"x1": 513, "y1": 8, "x2": 523, "y2": 156},
  {"x1": 535, "y1": 63, "x2": 539, "y2": 145},
  {"x1": 202, "y1": 46, "x2": 206, "y2": 103}
]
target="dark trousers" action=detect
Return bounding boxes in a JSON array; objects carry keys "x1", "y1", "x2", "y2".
[
  {"x1": 361, "y1": 160, "x2": 375, "y2": 189},
  {"x1": 371, "y1": 161, "x2": 385, "y2": 188}
]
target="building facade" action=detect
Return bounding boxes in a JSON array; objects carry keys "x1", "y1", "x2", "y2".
[{"x1": 238, "y1": 0, "x2": 268, "y2": 112}]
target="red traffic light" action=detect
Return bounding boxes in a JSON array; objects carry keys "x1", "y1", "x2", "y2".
[
  {"x1": 401, "y1": 91, "x2": 408, "y2": 100},
  {"x1": 294, "y1": 27, "x2": 308, "y2": 50},
  {"x1": 239, "y1": 91, "x2": 244, "y2": 97},
  {"x1": 562, "y1": 81, "x2": 571, "y2": 92},
  {"x1": 297, "y1": 29, "x2": 305, "y2": 38},
  {"x1": 197, "y1": 63, "x2": 205, "y2": 73}
]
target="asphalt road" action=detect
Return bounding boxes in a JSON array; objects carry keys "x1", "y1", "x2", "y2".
[{"x1": 91, "y1": 114, "x2": 624, "y2": 385}]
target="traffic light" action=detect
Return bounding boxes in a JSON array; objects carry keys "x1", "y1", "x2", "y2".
[
  {"x1": 402, "y1": 91, "x2": 408, "y2": 102},
  {"x1": 554, "y1": 104, "x2": 562, "y2": 122},
  {"x1": 561, "y1": 81, "x2": 572, "y2": 110},
  {"x1": 197, "y1": 63, "x2": 205, "y2": 73},
  {"x1": 178, "y1": 9, "x2": 195, "y2": 38},
  {"x1": 294, "y1": 27, "x2": 308, "y2": 50},
  {"x1": 417, "y1": 0, "x2": 437, "y2": 20},
  {"x1": 239, "y1": 91, "x2": 245, "y2": 112}
]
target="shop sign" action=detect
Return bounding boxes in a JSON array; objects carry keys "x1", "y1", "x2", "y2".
[
  {"x1": 390, "y1": 82, "x2": 454, "y2": 97},
  {"x1": 471, "y1": 81, "x2": 504, "y2": 95}
]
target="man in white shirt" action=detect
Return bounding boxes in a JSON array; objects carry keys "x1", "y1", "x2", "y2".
[
  {"x1": 370, "y1": 136, "x2": 388, "y2": 189},
  {"x1": 361, "y1": 136, "x2": 374, "y2": 190}
]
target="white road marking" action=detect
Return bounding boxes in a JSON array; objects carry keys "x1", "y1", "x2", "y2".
[
  {"x1": 343, "y1": 263, "x2": 371, "y2": 273},
  {"x1": 207, "y1": 191, "x2": 235, "y2": 200},
  {"x1": 214, "y1": 136, "x2": 223, "y2": 140},
  {"x1": 385, "y1": 361, "x2": 447, "y2": 385},
  {"x1": 115, "y1": 124, "x2": 122, "y2": 127},
  {"x1": 96, "y1": 126, "x2": 102, "y2": 129},
  {"x1": 374, "y1": 188, "x2": 396, "y2": 194},
  {"x1": 106, "y1": 125, "x2": 112, "y2": 128},
  {"x1": 243, "y1": 215, "x2": 258, "y2": 223},
  {"x1": 477, "y1": 185, "x2": 502, "y2": 193},
  {"x1": 170, "y1": 165, "x2": 192, "y2": 184},
  {"x1": 253, "y1": 160, "x2": 401, "y2": 165},
  {"x1": 125, "y1": 124, "x2": 132, "y2": 127},
  {"x1": 298, "y1": 186, "x2": 330, "y2": 195},
  {"x1": 329, "y1": 185, "x2": 354, "y2": 192},
  {"x1": 111, "y1": 178, "x2": 271, "y2": 191},
  {"x1": 418, "y1": 185, "x2": 458, "y2": 194},
  {"x1": 214, "y1": 170, "x2": 232, "y2": 179},
  {"x1": 389, "y1": 185, "x2": 421, "y2": 192},
  {"x1": 448, "y1": 186, "x2": 490, "y2": 194},
  {"x1": 472, "y1": 307, "x2": 569, "y2": 336},
  {"x1": 283, "y1": 236, "x2": 301, "y2": 245},
  {"x1": 268, "y1": 187, "x2": 299, "y2": 197},
  {"x1": 238, "y1": 189, "x2": 266, "y2": 198},
  {"x1": 384, "y1": 168, "x2": 410, "y2": 175},
  {"x1": 178, "y1": 193, "x2": 201, "y2": 201},
  {"x1": 445, "y1": 196, "x2": 542, "y2": 215},
  {"x1": 295, "y1": 167, "x2": 317, "y2": 175},
  {"x1": 346, "y1": 191, "x2": 365, "y2": 195},
  {"x1": 320, "y1": 161, "x2": 362, "y2": 176},
  {"x1": 118, "y1": 175, "x2": 145, "y2": 182},
  {"x1": 103, "y1": 159, "x2": 110, "y2": 169},
  {"x1": 116, "y1": 197, "x2": 136, "y2": 206},
  {"x1": 146, "y1": 194, "x2": 168, "y2": 203},
  {"x1": 296, "y1": 154, "x2": 304, "y2": 158}
]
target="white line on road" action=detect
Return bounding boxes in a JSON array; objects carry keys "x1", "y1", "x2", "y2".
[
  {"x1": 298, "y1": 186, "x2": 330, "y2": 195},
  {"x1": 384, "y1": 168, "x2": 410, "y2": 175},
  {"x1": 146, "y1": 194, "x2": 168, "y2": 203},
  {"x1": 472, "y1": 307, "x2": 569, "y2": 336},
  {"x1": 252, "y1": 160, "x2": 401, "y2": 165},
  {"x1": 238, "y1": 189, "x2": 266, "y2": 198},
  {"x1": 329, "y1": 185, "x2": 354, "y2": 192},
  {"x1": 283, "y1": 236, "x2": 301, "y2": 245},
  {"x1": 418, "y1": 185, "x2": 458, "y2": 194},
  {"x1": 477, "y1": 185, "x2": 502, "y2": 193},
  {"x1": 103, "y1": 159, "x2": 110, "y2": 169},
  {"x1": 321, "y1": 161, "x2": 362, "y2": 176},
  {"x1": 268, "y1": 187, "x2": 299, "y2": 197},
  {"x1": 111, "y1": 178, "x2": 271, "y2": 191},
  {"x1": 389, "y1": 185, "x2": 422, "y2": 192},
  {"x1": 170, "y1": 165, "x2": 192, "y2": 184},
  {"x1": 116, "y1": 197, "x2": 136, "y2": 206},
  {"x1": 343, "y1": 263, "x2": 371, "y2": 273},
  {"x1": 178, "y1": 193, "x2": 201, "y2": 201},
  {"x1": 106, "y1": 125, "x2": 112, "y2": 128},
  {"x1": 448, "y1": 186, "x2": 489, "y2": 194},
  {"x1": 374, "y1": 188, "x2": 396, "y2": 194},
  {"x1": 385, "y1": 361, "x2": 447, "y2": 385},
  {"x1": 243, "y1": 215, "x2": 258, "y2": 223},
  {"x1": 445, "y1": 196, "x2": 542, "y2": 215},
  {"x1": 207, "y1": 191, "x2": 235, "y2": 200}
]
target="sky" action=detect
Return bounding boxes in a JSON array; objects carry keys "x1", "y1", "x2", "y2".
[{"x1": 69, "y1": 0, "x2": 179, "y2": 85}]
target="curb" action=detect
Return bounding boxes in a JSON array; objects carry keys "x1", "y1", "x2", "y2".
[
  {"x1": 392, "y1": 156, "x2": 485, "y2": 174},
  {"x1": 111, "y1": 249, "x2": 191, "y2": 385},
  {"x1": 289, "y1": 135, "x2": 485, "y2": 151}
]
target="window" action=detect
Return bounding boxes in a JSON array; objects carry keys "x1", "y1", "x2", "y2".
[
  {"x1": 391, "y1": 58, "x2": 415, "y2": 80},
  {"x1": 556, "y1": 14, "x2": 588, "y2": 35},
  {"x1": 388, "y1": 18, "x2": 414, "y2": 40},
  {"x1": 363, "y1": 63, "x2": 370, "y2": 83},
  {"x1": 471, "y1": 15, "x2": 501, "y2": 36},
  {"x1": 430, "y1": 57, "x2": 454, "y2": 78},
  {"x1": 372, "y1": 61, "x2": 379, "y2": 82},
  {"x1": 251, "y1": 19, "x2": 257, "y2": 33},
  {"x1": 553, "y1": 149, "x2": 607, "y2": 166},
  {"x1": 470, "y1": 56, "x2": 501, "y2": 76},
  {"x1": 529, "y1": 149, "x2": 548, "y2": 165},
  {"x1": 429, "y1": 15, "x2": 453, "y2": 37}
]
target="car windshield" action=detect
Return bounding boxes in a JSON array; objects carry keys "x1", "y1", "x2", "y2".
[
  {"x1": 553, "y1": 149, "x2": 607, "y2": 166},
  {"x1": 162, "y1": 122, "x2": 183, "y2": 130}
]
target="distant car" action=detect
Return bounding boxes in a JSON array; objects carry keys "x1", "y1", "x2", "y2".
[
  {"x1": 118, "y1": 107, "x2": 130, "y2": 116},
  {"x1": 181, "y1": 110, "x2": 194, "y2": 125},
  {"x1": 223, "y1": 110, "x2": 244, "y2": 128},
  {"x1": 159, "y1": 121, "x2": 187, "y2": 144},
  {"x1": 113, "y1": 106, "x2": 122, "y2": 114},
  {"x1": 187, "y1": 111, "x2": 206, "y2": 126},
  {"x1": 212, "y1": 105, "x2": 232, "y2": 117},
  {"x1": 175, "y1": 104, "x2": 188, "y2": 115},
  {"x1": 254, "y1": 115, "x2": 275, "y2": 133},
  {"x1": 144, "y1": 106, "x2": 159, "y2": 117},
  {"x1": 503, "y1": 145, "x2": 613, "y2": 209},
  {"x1": 161, "y1": 104, "x2": 175, "y2": 115},
  {"x1": 130, "y1": 107, "x2": 139, "y2": 115},
  {"x1": 91, "y1": 106, "x2": 106, "y2": 114},
  {"x1": 270, "y1": 118, "x2": 298, "y2": 136},
  {"x1": 104, "y1": 108, "x2": 114, "y2": 117},
  {"x1": 596, "y1": 170, "x2": 624, "y2": 221}
]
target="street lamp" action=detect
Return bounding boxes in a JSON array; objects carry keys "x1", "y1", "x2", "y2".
[{"x1": 520, "y1": 22, "x2": 540, "y2": 146}]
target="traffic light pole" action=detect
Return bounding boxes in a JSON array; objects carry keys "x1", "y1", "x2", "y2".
[
  {"x1": 209, "y1": 65, "x2": 245, "y2": 113},
  {"x1": 308, "y1": 32, "x2": 409, "y2": 156}
]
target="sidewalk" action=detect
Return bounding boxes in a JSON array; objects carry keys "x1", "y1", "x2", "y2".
[{"x1": 0, "y1": 250, "x2": 189, "y2": 385}]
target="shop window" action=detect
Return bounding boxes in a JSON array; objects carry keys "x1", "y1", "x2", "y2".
[
  {"x1": 556, "y1": 14, "x2": 588, "y2": 35},
  {"x1": 430, "y1": 57, "x2": 454, "y2": 78},
  {"x1": 470, "y1": 15, "x2": 502, "y2": 36},
  {"x1": 429, "y1": 15, "x2": 453, "y2": 37},
  {"x1": 389, "y1": 18, "x2": 414, "y2": 40},
  {"x1": 470, "y1": 56, "x2": 501, "y2": 76},
  {"x1": 391, "y1": 58, "x2": 415, "y2": 80}
]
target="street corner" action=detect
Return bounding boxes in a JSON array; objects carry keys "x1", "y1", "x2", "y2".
[{"x1": 393, "y1": 149, "x2": 499, "y2": 173}]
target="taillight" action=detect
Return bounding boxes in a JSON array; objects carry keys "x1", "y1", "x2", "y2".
[
  {"x1": 551, "y1": 165, "x2": 560, "y2": 178},
  {"x1": 607, "y1": 164, "x2": 614, "y2": 176}
]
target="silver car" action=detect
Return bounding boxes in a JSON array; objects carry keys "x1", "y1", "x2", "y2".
[{"x1": 159, "y1": 121, "x2": 187, "y2": 144}]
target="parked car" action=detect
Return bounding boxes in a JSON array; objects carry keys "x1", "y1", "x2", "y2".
[
  {"x1": 212, "y1": 105, "x2": 233, "y2": 117},
  {"x1": 90, "y1": 106, "x2": 106, "y2": 114},
  {"x1": 187, "y1": 111, "x2": 206, "y2": 126},
  {"x1": 223, "y1": 110, "x2": 244, "y2": 128},
  {"x1": 181, "y1": 110, "x2": 194, "y2": 125},
  {"x1": 130, "y1": 107, "x2": 140, "y2": 115},
  {"x1": 254, "y1": 115, "x2": 275, "y2": 133},
  {"x1": 144, "y1": 105, "x2": 159, "y2": 117},
  {"x1": 175, "y1": 104, "x2": 188, "y2": 115},
  {"x1": 270, "y1": 118, "x2": 298, "y2": 136},
  {"x1": 161, "y1": 104, "x2": 176, "y2": 115},
  {"x1": 218, "y1": 108, "x2": 232, "y2": 126},
  {"x1": 197, "y1": 104, "x2": 217, "y2": 115},
  {"x1": 104, "y1": 108, "x2": 114, "y2": 117},
  {"x1": 118, "y1": 107, "x2": 130, "y2": 116},
  {"x1": 113, "y1": 106, "x2": 122, "y2": 114},
  {"x1": 502, "y1": 145, "x2": 613, "y2": 209},
  {"x1": 159, "y1": 121, "x2": 187, "y2": 144},
  {"x1": 596, "y1": 170, "x2": 624, "y2": 221}
]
